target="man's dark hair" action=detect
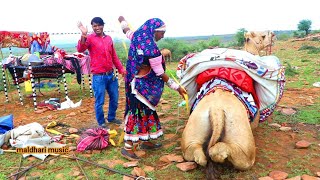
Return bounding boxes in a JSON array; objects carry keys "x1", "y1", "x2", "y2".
[{"x1": 91, "y1": 17, "x2": 105, "y2": 25}]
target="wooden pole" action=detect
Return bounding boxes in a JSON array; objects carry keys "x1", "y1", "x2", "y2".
[
  {"x1": 28, "y1": 62, "x2": 37, "y2": 111},
  {"x1": 88, "y1": 74, "x2": 93, "y2": 98},
  {"x1": 61, "y1": 66, "x2": 68, "y2": 99},
  {"x1": 1, "y1": 63, "x2": 9, "y2": 102},
  {"x1": 12, "y1": 67, "x2": 23, "y2": 105}
]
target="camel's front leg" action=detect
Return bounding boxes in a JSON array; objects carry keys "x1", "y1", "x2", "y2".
[{"x1": 183, "y1": 142, "x2": 207, "y2": 166}]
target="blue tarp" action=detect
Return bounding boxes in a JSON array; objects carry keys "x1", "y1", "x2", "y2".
[{"x1": 0, "y1": 114, "x2": 13, "y2": 134}]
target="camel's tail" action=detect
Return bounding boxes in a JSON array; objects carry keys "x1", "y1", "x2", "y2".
[{"x1": 207, "y1": 108, "x2": 225, "y2": 151}]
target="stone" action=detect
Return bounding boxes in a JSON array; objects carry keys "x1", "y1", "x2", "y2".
[
  {"x1": 281, "y1": 108, "x2": 296, "y2": 115},
  {"x1": 269, "y1": 170, "x2": 288, "y2": 180},
  {"x1": 295, "y1": 140, "x2": 311, "y2": 149},
  {"x1": 176, "y1": 162, "x2": 197, "y2": 172}
]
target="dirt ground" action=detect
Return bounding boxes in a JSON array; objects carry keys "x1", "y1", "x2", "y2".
[{"x1": 0, "y1": 83, "x2": 319, "y2": 178}]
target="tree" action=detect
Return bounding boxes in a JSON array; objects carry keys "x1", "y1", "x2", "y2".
[
  {"x1": 234, "y1": 28, "x2": 247, "y2": 46},
  {"x1": 298, "y1": 19, "x2": 312, "y2": 36}
]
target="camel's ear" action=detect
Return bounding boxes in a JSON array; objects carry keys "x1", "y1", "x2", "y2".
[
  {"x1": 271, "y1": 32, "x2": 275, "y2": 37},
  {"x1": 244, "y1": 32, "x2": 250, "y2": 38},
  {"x1": 250, "y1": 31, "x2": 256, "y2": 37}
]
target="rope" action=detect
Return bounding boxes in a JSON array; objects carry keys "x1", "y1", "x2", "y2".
[
  {"x1": 72, "y1": 152, "x2": 89, "y2": 180},
  {"x1": 7, "y1": 155, "x2": 60, "y2": 178},
  {"x1": 13, "y1": 155, "x2": 23, "y2": 180},
  {"x1": 176, "y1": 101, "x2": 181, "y2": 134},
  {"x1": 59, "y1": 155, "x2": 138, "y2": 179},
  {"x1": 169, "y1": 72, "x2": 189, "y2": 112}
]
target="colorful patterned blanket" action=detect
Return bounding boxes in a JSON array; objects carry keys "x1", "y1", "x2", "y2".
[{"x1": 178, "y1": 48, "x2": 285, "y2": 122}]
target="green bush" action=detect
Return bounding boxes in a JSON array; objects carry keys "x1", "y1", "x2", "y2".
[
  {"x1": 307, "y1": 48, "x2": 320, "y2": 54},
  {"x1": 298, "y1": 45, "x2": 320, "y2": 54},
  {"x1": 311, "y1": 37, "x2": 320, "y2": 41},
  {"x1": 310, "y1": 30, "x2": 320, "y2": 34},
  {"x1": 158, "y1": 38, "x2": 194, "y2": 60},
  {"x1": 285, "y1": 62, "x2": 298, "y2": 76},
  {"x1": 234, "y1": 28, "x2": 247, "y2": 46},
  {"x1": 293, "y1": 31, "x2": 306, "y2": 38},
  {"x1": 298, "y1": 45, "x2": 317, "y2": 51},
  {"x1": 277, "y1": 34, "x2": 291, "y2": 41},
  {"x1": 114, "y1": 41, "x2": 129, "y2": 64},
  {"x1": 207, "y1": 37, "x2": 221, "y2": 48}
]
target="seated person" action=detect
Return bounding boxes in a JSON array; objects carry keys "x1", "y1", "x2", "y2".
[
  {"x1": 30, "y1": 33, "x2": 53, "y2": 55},
  {"x1": 30, "y1": 40, "x2": 42, "y2": 54}
]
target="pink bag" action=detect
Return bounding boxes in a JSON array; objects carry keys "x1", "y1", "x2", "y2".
[{"x1": 76, "y1": 127, "x2": 110, "y2": 152}]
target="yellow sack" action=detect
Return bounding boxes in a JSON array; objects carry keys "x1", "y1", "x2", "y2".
[
  {"x1": 107, "y1": 129, "x2": 118, "y2": 146},
  {"x1": 117, "y1": 131, "x2": 125, "y2": 146},
  {"x1": 24, "y1": 80, "x2": 32, "y2": 92}
]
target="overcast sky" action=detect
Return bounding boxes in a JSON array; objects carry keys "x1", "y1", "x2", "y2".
[{"x1": 1, "y1": 0, "x2": 319, "y2": 40}]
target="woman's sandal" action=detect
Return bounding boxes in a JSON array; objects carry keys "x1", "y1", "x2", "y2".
[
  {"x1": 140, "y1": 142, "x2": 162, "y2": 150},
  {"x1": 120, "y1": 148, "x2": 140, "y2": 161}
]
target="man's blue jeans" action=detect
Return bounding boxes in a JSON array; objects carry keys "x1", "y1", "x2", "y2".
[
  {"x1": 92, "y1": 73, "x2": 119, "y2": 126},
  {"x1": 30, "y1": 41, "x2": 42, "y2": 54}
]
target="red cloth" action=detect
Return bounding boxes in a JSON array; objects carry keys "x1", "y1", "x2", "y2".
[
  {"x1": 0, "y1": 31, "x2": 31, "y2": 48},
  {"x1": 0, "y1": 31, "x2": 50, "y2": 49},
  {"x1": 196, "y1": 67, "x2": 260, "y2": 107},
  {"x1": 31, "y1": 32, "x2": 50, "y2": 47},
  {"x1": 77, "y1": 33, "x2": 124, "y2": 74}
]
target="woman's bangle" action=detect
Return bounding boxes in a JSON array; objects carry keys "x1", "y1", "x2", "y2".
[
  {"x1": 166, "y1": 78, "x2": 179, "y2": 90},
  {"x1": 120, "y1": 21, "x2": 129, "y2": 30},
  {"x1": 81, "y1": 34, "x2": 87, "y2": 38}
]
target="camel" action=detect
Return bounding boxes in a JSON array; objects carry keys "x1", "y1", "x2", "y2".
[
  {"x1": 182, "y1": 89, "x2": 260, "y2": 169},
  {"x1": 244, "y1": 31, "x2": 276, "y2": 56},
  {"x1": 160, "y1": 48, "x2": 172, "y2": 63},
  {"x1": 178, "y1": 48, "x2": 285, "y2": 178}
]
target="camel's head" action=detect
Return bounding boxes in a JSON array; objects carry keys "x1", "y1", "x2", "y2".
[{"x1": 244, "y1": 31, "x2": 276, "y2": 55}]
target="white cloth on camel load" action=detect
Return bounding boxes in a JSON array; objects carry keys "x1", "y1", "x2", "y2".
[{"x1": 179, "y1": 48, "x2": 285, "y2": 122}]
